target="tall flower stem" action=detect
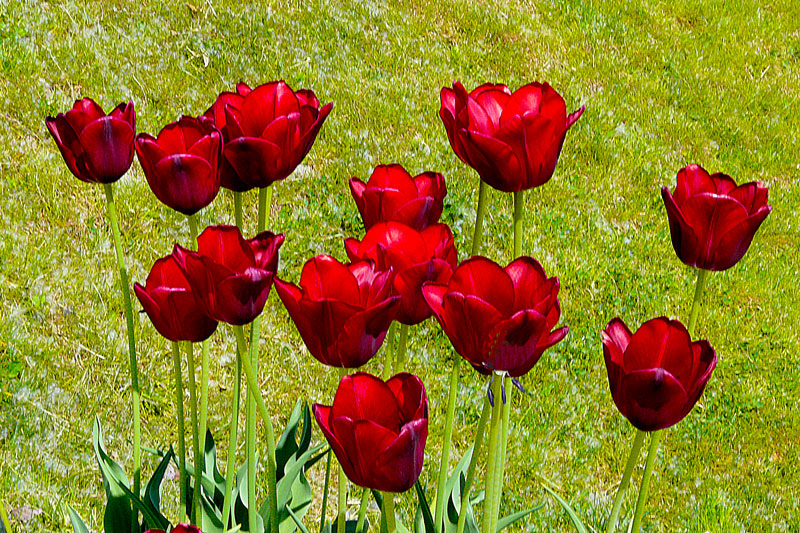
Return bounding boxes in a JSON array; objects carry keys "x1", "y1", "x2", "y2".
[
  {"x1": 392, "y1": 324, "x2": 409, "y2": 374},
  {"x1": 188, "y1": 214, "x2": 210, "y2": 514},
  {"x1": 491, "y1": 380, "x2": 513, "y2": 532},
  {"x1": 629, "y1": 268, "x2": 709, "y2": 532},
  {"x1": 482, "y1": 376, "x2": 504, "y2": 533},
  {"x1": 222, "y1": 326, "x2": 246, "y2": 528},
  {"x1": 630, "y1": 431, "x2": 663, "y2": 533},
  {"x1": 258, "y1": 185, "x2": 273, "y2": 233},
  {"x1": 687, "y1": 268, "x2": 709, "y2": 336},
  {"x1": 471, "y1": 180, "x2": 488, "y2": 256},
  {"x1": 382, "y1": 492, "x2": 397, "y2": 533},
  {"x1": 434, "y1": 359, "x2": 460, "y2": 532},
  {"x1": 337, "y1": 367, "x2": 349, "y2": 533},
  {"x1": 513, "y1": 191, "x2": 524, "y2": 257},
  {"x1": 356, "y1": 487, "x2": 370, "y2": 533},
  {"x1": 319, "y1": 450, "x2": 333, "y2": 533},
  {"x1": 456, "y1": 396, "x2": 491, "y2": 533},
  {"x1": 604, "y1": 430, "x2": 646, "y2": 533},
  {"x1": 234, "y1": 191, "x2": 244, "y2": 229},
  {"x1": 101, "y1": 183, "x2": 140, "y2": 526},
  {"x1": 382, "y1": 323, "x2": 397, "y2": 380},
  {"x1": 183, "y1": 341, "x2": 201, "y2": 524},
  {"x1": 171, "y1": 341, "x2": 187, "y2": 518}
]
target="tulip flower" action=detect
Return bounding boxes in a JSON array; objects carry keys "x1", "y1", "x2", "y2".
[
  {"x1": 423, "y1": 256, "x2": 566, "y2": 377},
  {"x1": 275, "y1": 256, "x2": 400, "y2": 368},
  {"x1": 348, "y1": 164, "x2": 447, "y2": 231},
  {"x1": 135, "y1": 116, "x2": 222, "y2": 215},
  {"x1": 134, "y1": 254, "x2": 218, "y2": 342},
  {"x1": 174, "y1": 225, "x2": 284, "y2": 326},
  {"x1": 439, "y1": 81, "x2": 583, "y2": 193},
  {"x1": 203, "y1": 80, "x2": 332, "y2": 191},
  {"x1": 661, "y1": 164, "x2": 772, "y2": 271},
  {"x1": 313, "y1": 372, "x2": 428, "y2": 493},
  {"x1": 145, "y1": 525, "x2": 202, "y2": 533},
  {"x1": 602, "y1": 316, "x2": 717, "y2": 432},
  {"x1": 45, "y1": 98, "x2": 136, "y2": 184},
  {"x1": 345, "y1": 222, "x2": 458, "y2": 326}
]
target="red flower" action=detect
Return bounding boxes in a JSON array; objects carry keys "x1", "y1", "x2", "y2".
[
  {"x1": 439, "y1": 81, "x2": 583, "y2": 192},
  {"x1": 348, "y1": 164, "x2": 447, "y2": 231},
  {"x1": 602, "y1": 317, "x2": 717, "y2": 432},
  {"x1": 422, "y1": 256, "x2": 566, "y2": 377},
  {"x1": 313, "y1": 372, "x2": 428, "y2": 493},
  {"x1": 45, "y1": 98, "x2": 136, "y2": 184},
  {"x1": 344, "y1": 222, "x2": 458, "y2": 325},
  {"x1": 275, "y1": 256, "x2": 399, "y2": 368},
  {"x1": 134, "y1": 254, "x2": 218, "y2": 343},
  {"x1": 203, "y1": 80, "x2": 332, "y2": 191},
  {"x1": 661, "y1": 164, "x2": 771, "y2": 271},
  {"x1": 144, "y1": 525, "x2": 202, "y2": 533},
  {"x1": 174, "y1": 225, "x2": 284, "y2": 326},
  {"x1": 135, "y1": 116, "x2": 221, "y2": 215}
]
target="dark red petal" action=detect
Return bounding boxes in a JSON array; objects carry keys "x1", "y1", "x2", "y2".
[
  {"x1": 151, "y1": 154, "x2": 218, "y2": 215},
  {"x1": 78, "y1": 116, "x2": 135, "y2": 182},
  {"x1": 619, "y1": 368, "x2": 688, "y2": 431},
  {"x1": 371, "y1": 417, "x2": 427, "y2": 492},
  {"x1": 197, "y1": 225, "x2": 255, "y2": 272},
  {"x1": 447, "y1": 257, "x2": 514, "y2": 317},
  {"x1": 661, "y1": 186, "x2": 701, "y2": 268},
  {"x1": 499, "y1": 83, "x2": 545, "y2": 124},
  {"x1": 485, "y1": 310, "x2": 546, "y2": 375},
  {"x1": 331, "y1": 373, "x2": 402, "y2": 430},
  {"x1": 299, "y1": 255, "x2": 361, "y2": 302},
  {"x1": 463, "y1": 130, "x2": 525, "y2": 192},
  {"x1": 624, "y1": 317, "x2": 693, "y2": 384},
  {"x1": 708, "y1": 205, "x2": 772, "y2": 270},
  {"x1": 386, "y1": 372, "x2": 428, "y2": 422}
]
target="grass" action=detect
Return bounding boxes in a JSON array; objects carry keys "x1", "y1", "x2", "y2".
[{"x1": 1, "y1": 0, "x2": 799, "y2": 531}]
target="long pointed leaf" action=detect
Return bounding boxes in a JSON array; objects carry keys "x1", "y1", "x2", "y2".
[
  {"x1": 495, "y1": 504, "x2": 544, "y2": 532},
  {"x1": 542, "y1": 485, "x2": 588, "y2": 533},
  {"x1": 92, "y1": 417, "x2": 133, "y2": 533},
  {"x1": 143, "y1": 447, "x2": 175, "y2": 528},
  {"x1": 67, "y1": 507, "x2": 89, "y2": 533},
  {"x1": 414, "y1": 480, "x2": 436, "y2": 533}
]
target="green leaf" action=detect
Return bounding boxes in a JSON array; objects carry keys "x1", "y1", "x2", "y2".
[
  {"x1": 276, "y1": 399, "x2": 305, "y2": 478},
  {"x1": 495, "y1": 503, "x2": 544, "y2": 532},
  {"x1": 442, "y1": 446, "x2": 480, "y2": 533},
  {"x1": 414, "y1": 480, "x2": 436, "y2": 533},
  {"x1": 67, "y1": 506, "x2": 90, "y2": 533},
  {"x1": 542, "y1": 485, "x2": 588, "y2": 533},
  {"x1": 285, "y1": 504, "x2": 312, "y2": 533},
  {"x1": 92, "y1": 417, "x2": 133, "y2": 533},
  {"x1": 142, "y1": 447, "x2": 174, "y2": 529},
  {"x1": 203, "y1": 429, "x2": 228, "y2": 506}
]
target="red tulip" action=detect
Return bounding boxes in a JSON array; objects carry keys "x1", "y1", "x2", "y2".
[
  {"x1": 133, "y1": 254, "x2": 218, "y2": 343},
  {"x1": 439, "y1": 81, "x2": 583, "y2": 192},
  {"x1": 275, "y1": 256, "x2": 400, "y2": 368},
  {"x1": 661, "y1": 164, "x2": 771, "y2": 271},
  {"x1": 423, "y1": 256, "x2": 566, "y2": 377},
  {"x1": 174, "y1": 225, "x2": 284, "y2": 326},
  {"x1": 203, "y1": 80, "x2": 332, "y2": 191},
  {"x1": 135, "y1": 116, "x2": 222, "y2": 215},
  {"x1": 344, "y1": 222, "x2": 458, "y2": 325},
  {"x1": 45, "y1": 98, "x2": 136, "y2": 184},
  {"x1": 313, "y1": 372, "x2": 428, "y2": 493},
  {"x1": 348, "y1": 164, "x2": 447, "y2": 231},
  {"x1": 144, "y1": 525, "x2": 202, "y2": 533},
  {"x1": 602, "y1": 317, "x2": 717, "y2": 432}
]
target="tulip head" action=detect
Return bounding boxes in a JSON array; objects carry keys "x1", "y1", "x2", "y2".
[
  {"x1": 423, "y1": 256, "x2": 566, "y2": 377},
  {"x1": 144, "y1": 525, "x2": 202, "y2": 533},
  {"x1": 204, "y1": 80, "x2": 332, "y2": 191},
  {"x1": 661, "y1": 164, "x2": 771, "y2": 271},
  {"x1": 135, "y1": 116, "x2": 222, "y2": 215},
  {"x1": 275, "y1": 256, "x2": 400, "y2": 368},
  {"x1": 439, "y1": 81, "x2": 583, "y2": 193},
  {"x1": 313, "y1": 372, "x2": 428, "y2": 493},
  {"x1": 345, "y1": 222, "x2": 458, "y2": 325},
  {"x1": 46, "y1": 98, "x2": 136, "y2": 184},
  {"x1": 349, "y1": 164, "x2": 447, "y2": 231},
  {"x1": 602, "y1": 316, "x2": 717, "y2": 432},
  {"x1": 175, "y1": 225, "x2": 284, "y2": 326},
  {"x1": 134, "y1": 254, "x2": 218, "y2": 343}
]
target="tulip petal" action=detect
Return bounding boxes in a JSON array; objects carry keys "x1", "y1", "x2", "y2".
[
  {"x1": 679, "y1": 193, "x2": 750, "y2": 270},
  {"x1": 661, "y1": 186, "x2": 702, "y2": 267},
  {"x1": 331, "y1": 373, "x2": 403, "y2": 431},
  {"x1": 151, "y1": 154, "x2": 218, "y2": 215},
  {"x1": 299, "y1": 255, "x2": 361, "y2": 303},
  {"x1": 623, "y1": 317, "x2": 694, "y2": 385},
  {"x1": 463, "y1": 129, "x2": 524, "y2": 193},
  {"x1": 619, "y1": 368, "x2": 688, "y2": 431},
  {"x1": 684, "y1": 340, "x2": 717, "y2": 411},
  {"x1": 505, "y1": 257, "x2": 548, "y2": 308},
  {"x1": 224, "y1": 136, "x2": 282, "y2": 188},
  {"x1": 447, "y1": 257, "x2": 514, "y2": 316},
  {"x1": 386, "y1": 373, "x2": 428, "y2": 422},
  {"x1": 442, "y1": 292, "x2": 504, "y2": 368},
  {"x1": 79, "y1": 116, "x2": 135, "y2": 182},
  {"x1": 372, "y1": 418, "x2": 427, "y2": 492},
  {"x1": 484, "y1": 309, "x2": 547, "y2": 375},
  {"x1": 241, "y1": 81, "x2": 300, "y2": 136},
  {"x1": 197, "y1": 225, "x2": 255, "y2": 272},
  {"x1": 313, "y1": 405, "x2": 360, "y2": 482},
  {"x1": 709, "y1": 205, "x2": 771, "y2": 270}
]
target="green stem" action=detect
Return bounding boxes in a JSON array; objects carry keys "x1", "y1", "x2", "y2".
[
  {"x1": 605, "y1": 430, "x2": 646, "y2": 533},
  {"x1": 320, "y1": 450, "x2": 333, "y2": 533},
  {"x1": 258, "y1": 186, "x2": 273, "y2": 233},
  {"x1": 356, "y1": 487, "x2": 370, "y2": 533},
  {"x1": 184, "y1": 342, "x2": 201, "y2": 524},
  {"x1": 482, "y1": 377, "x2": 503, "y2": 533},
  {"x1": 171, "y1": 342, "x2": 187, "y2": 519},
  {"x1": 392, "y1": 324, "x2": 409, "y2": 374},
  {"x1": 687, "y1": 269, "x2": 709, "y2": 336},
  {"x1": 471, "y1": 180, "x2": 488, "y2": 256},
  {"x1": 434, "y1": 359, "x2": 461, "y2": 532},
  {"x1": 513, "y1": 191, "x2": 524, "y2": 258},
  {"x1": 234, "y1": 190, "x2": 244, "y2": 229},
  {"x1": 382, "y1": 492, "x2": 397, "y2": 533},
  {"x1": 631, "y1": 432, "x2": 663, "y2": 533},
  {"x1": 222, "y1": 327, "x2": 246, "y2": 529},
  {"x1": 188, "y1": 213, "x2": 199, "y2": 248},
  {"x1": 338, "y1": 462, "x2": 348, "y2": 533},
  {"x1": 101, "y1": 183, "x2": 140, "y2": 528},
  {"x1": 491, "y1": 379, "x2": 512, "y2": 533},
  {"x1": 382, "y1": 323, "x2": 397, "y2": 380},
  {"x1": 456, "y1": 396, "x2": 491, "y2": 533},
  {"x1": 246, "y1": 380, "x2": 257, "y2": 531}
]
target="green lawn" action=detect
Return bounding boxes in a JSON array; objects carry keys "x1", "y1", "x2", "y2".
[{"x1": 1, "y1": 0, "x2": 799, "y2": 531}]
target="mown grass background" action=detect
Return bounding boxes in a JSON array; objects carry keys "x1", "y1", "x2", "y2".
[{"x1": 1, "y1": 0, "x2": 799, "y2": 531}]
